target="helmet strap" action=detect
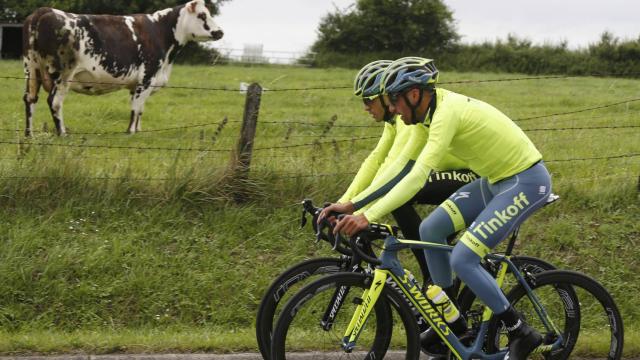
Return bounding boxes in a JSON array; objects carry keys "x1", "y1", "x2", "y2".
[
  {"x1": 379, "y1": 96, "x2": 394, "y2": 123},
  {"x1": 403, "y1": 88, "x2": 424, "y2": 125}
]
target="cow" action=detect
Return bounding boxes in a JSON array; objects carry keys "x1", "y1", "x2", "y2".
[{"x1": 22, "y1": 0, "x2": 223, "y2": 136}]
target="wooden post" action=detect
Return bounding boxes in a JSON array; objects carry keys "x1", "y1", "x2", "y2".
[
  {"x1": 233, "y1": 83, "x2": 262, "y2": 203},
  {"x1": 0, "y1": 26, "x2": 4, "y2": 60}
]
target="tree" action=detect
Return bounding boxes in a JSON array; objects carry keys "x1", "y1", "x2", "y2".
[
  {"x1": 0, "y1": 0, "x2": 229, "y2": 23},
  {"x1": 312, "y1": 0, "x2": 459, "y2": 55}
]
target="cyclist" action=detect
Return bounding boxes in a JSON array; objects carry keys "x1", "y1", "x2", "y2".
[
  {"x1": 319, "y1": 59, "x2": 477, "y2": 286},
  {"x1": 334, "y1": 57, "x2": 551, "y2": 360}
]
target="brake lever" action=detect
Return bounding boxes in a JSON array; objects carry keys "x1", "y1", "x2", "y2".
[
  {"x1": 315, "y1": 217, "x2": 326, "y2": 243},
  {"x1": 333, "y1": 231, "x2": 343, "y2": 251},
  {"x1": 332, "y1": 214, "x2": 347, "y2": 251}
]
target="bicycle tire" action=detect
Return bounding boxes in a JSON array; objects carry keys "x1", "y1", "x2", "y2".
[
  {"x1": 488, "y1": 270, "x2": 624, "y2": 359},
  {"x1": 256, "y1": 257, "x2": 349, "y2": 360},
  {"x1": 271, "y1": 272, "x2": 421, "y2": 360}
]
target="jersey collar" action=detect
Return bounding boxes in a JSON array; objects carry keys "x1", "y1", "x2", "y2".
[{"x1": 421, "y1": 89, "x2": 437, "y2": 127}]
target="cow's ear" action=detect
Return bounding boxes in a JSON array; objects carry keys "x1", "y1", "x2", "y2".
[{"x1": 188, "y1": 1, "x2": 198, "y2": 13}]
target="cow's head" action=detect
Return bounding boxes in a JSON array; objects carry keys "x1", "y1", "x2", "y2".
[{"x1": 176, "y1": 0, "x2": 224, "y2": 44}]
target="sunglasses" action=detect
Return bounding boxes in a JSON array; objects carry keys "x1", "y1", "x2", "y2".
[
  {"x1": 362, "y1": 94, "x2": 380, "y2": 105},
  {"x1": 387, "y1": 92, "x2": 404, "y2": 105}
]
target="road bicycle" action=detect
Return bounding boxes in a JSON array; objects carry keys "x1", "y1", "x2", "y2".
[
  {"x1": 270, "y1": 216, "x2": 624, "y2": 359},
  {"x1": 257, "y1": 199, "x2": 560, "y2": 360}
]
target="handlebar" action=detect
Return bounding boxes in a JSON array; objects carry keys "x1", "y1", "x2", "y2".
[
  {"x1": 300, "y1": 199, "x2": 351, "y2": 256},
  {"x1": 335, "y1": 215, "x2": 400, "y2": 266},
  {"x1": 300, "y1": 199, "x2": 400, "y2": 262}
]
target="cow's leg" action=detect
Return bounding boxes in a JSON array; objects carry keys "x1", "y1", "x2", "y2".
[
  {"x1": 128, "y1": 84, "x2": 152, "y2": 133},
  {"x1": 46, "y1": 74, "x2": 71, "y2": 136},
  {"x1": 23, "y1": 61, "x2": 41, "y2": 137}
]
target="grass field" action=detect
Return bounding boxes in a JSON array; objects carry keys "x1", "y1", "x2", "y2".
[{"x1": 0, "y1": 60, "x2": 638, "y2": 356}]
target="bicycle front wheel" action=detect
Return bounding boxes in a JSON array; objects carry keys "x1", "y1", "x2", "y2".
[
  {"x1": 271, "y1": 272, "x2": 421, "y2": 360},
  {"x1": 488, "y1": 270, "x2": 624, "y2": 359},
  {"x1": 257, "y1": 257, "x2": 349, "y2": 359}
]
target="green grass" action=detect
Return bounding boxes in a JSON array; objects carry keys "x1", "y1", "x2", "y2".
[
  {"x1": 0, "y1": 60, "x2": 638, "y2": 356},
  {"x1": 0, "y1": 327, "x2": 257, "y2": 354},
  {"x1": 0, "y1": 328, "x2": 636, "y2": 356}
]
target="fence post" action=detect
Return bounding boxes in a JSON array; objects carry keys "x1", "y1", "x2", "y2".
[{"x1": 232, "y1": 82, "x2": 262, "y2": 203}]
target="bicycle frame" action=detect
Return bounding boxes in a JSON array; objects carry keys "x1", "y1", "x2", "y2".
[{"x1": 342, "y1": 235, "x2": 565, "y2": 360}]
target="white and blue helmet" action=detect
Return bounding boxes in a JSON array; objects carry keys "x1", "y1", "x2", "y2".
[
  {"x1": 354, "y1": 60, "x2": 393, "y2": 97},
  {"x1": 380, "y1": 57, "x2": 438, "y2": 95}
]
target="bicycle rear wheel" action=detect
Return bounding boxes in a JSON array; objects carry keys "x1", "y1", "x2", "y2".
[
  {"x1": 488, "y1": 270, "x2": 624, "y2": 359},
  {"x1": 271, "y1": 272, "x2": 421, "y2": 360},
  {"x1": 257, "y1": 257, "x2": 349, "y2": 360}
]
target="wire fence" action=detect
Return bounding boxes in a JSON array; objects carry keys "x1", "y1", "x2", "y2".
[
  {"x1": 0, "y1": 71, "x2": 638, "y2": 185},
  {"x1": 4, "y1": 71, "x2": 640, "y2": 91}
]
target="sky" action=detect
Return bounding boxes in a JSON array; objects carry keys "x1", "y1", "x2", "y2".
[{"x1": 211, "y1": 0, "x2": 640, "y2": 55}]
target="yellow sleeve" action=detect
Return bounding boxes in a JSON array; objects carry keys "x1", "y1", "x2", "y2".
[
  {"x1": 362, "y1": 105, "x2": 460, "y2": 221},
  {"x1": 349, "y1": 121, "x2": 428, "y2": 209},
  {"x1": 337, "y1": 122, "x2": 396, "y2": 203},
  {"x1": 362, "y1": 152, "x2": 434, "y2": 222}
]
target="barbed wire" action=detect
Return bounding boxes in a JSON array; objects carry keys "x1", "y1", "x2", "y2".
[
  {"x1": 522, "y1": 124, "x2": 640, "y2": 132},
  {"x1": 0, "y1": 122, "x2": 636, "y2": 153},
  {"x1": 2, "y1": 71, "x2": 639, "y2": 92},
  {"x1": 0, "y1": 175, "x2": 178, "y2": 181},
  {"x1": 1, "y1": 71, "x2": 638, "y2": 153},
  {"x1": 527, "y1": 111, "x2": 639, "y2": 125},
  {"x1": 0, "y1": 153, "x2": 635, "y2": 182},
  {"x1": 0, "y1": 119, "x2": 242, "y2": 136},
  {"x1": 1, "y1": 118, "x2": 637, "y2": 137},
  {"x1": 441, "y1": 75, "x2": 573, "y2": 85},
  {"x1": 555, "y1": 172, "x2": 639, "y2": 184},
  {"x1": 515, "y1": 98, "x2": 640, "y2": 122},
  {"x1": 3, "y1": 94, "x2": 637, "y2": 136},
  {"x1": 0, "y1": 153, "x2": 230, "y2": 161},
  {"x1": 253, "y1": 136, "x2": 379, "y2": 151},
  {"x1": 545, "y1": 153, "x2": 640, "y2": 162},
  {"x1": 270, "y1": 172, "x2": 357, "y2": 179},
  {"x1": 0, "y1": 140, "x2": 232, "y2": 153},
  {"x1": 260, "y1": 120, "x2": 377, "y2": 128}
]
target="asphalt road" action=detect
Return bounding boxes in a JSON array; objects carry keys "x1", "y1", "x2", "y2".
[{"x1": 0, "y1": 352, "x2": 415, "y2": 360}]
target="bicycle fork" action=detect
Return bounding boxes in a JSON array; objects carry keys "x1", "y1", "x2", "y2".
[{"x1": 341, "y1": 270, "x2": 388, "y2": 352}]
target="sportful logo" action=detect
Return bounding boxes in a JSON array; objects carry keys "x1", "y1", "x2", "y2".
[
  {"x1": 453, "y1": 191, "x2": 470, "y2": 201},
  {"x1": 472, "y1": 192, "x2": 530, "y2": 240},
  {"x1": 428, "y1": 171, "x2": 478, "y2": 184}
]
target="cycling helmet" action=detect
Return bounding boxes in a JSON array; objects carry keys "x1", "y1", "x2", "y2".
[
  {"x1": 354, "y1": 60, "x2": 393, "y2": 97},
  {"x1": 378, "y1": 57, "x2": 438, "y2": 125},
  {"x1": 354, "y1": 60, "x2": 395, "y2": 122},
  {"x1": 380, "y1": 57, "x2": 438, "y2": 95}
]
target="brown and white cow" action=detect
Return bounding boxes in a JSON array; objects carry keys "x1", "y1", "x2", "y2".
[{"x1": 22, "y1": 0, "x2": 223, "y2": 136}]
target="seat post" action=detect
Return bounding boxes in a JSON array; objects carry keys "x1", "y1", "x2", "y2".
[{"x1": 504, "y1": 226, "x2": 520, "y2": 256}]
